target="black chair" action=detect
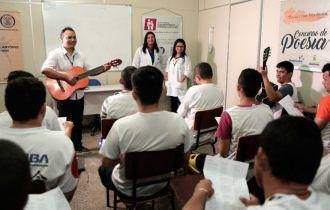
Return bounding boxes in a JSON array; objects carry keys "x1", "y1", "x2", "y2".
[
  {"x1": 192, "y1": 107, "x2": 223, "y2": 154},
  {"x1": 101, "y1": 118, "x2": 117, "y2": 139},
  {"x1": 108, "y1": 144, "x2": 185, "y2": 210}
]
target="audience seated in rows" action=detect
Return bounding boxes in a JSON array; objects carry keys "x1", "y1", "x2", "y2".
[
  {"x1": 100, "y1": 66, "x2": 138, "y2": 119},
  {"x1": 178, "y1": 62, "x2": 224, "y2": 130},
  {"x1": 183, "y1": 116, "x2": 329, "y2": 210},
  {"x1": 0, "y1": 77, "x2": 78, "y2": 201},
  {"x1": 98, "y1": 66, "x2": 191, "y2": 197},
  {"x1": 258, "y1": 61, "x2": 298, "y2": 118},
  {"x1": 0, "y1": 70, "x2": 62, "y2": 131},
  {"x1": 216, "y1": 68, "x2": 273, "y2": 158}
]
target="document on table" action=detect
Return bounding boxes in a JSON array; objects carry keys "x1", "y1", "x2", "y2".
[
  {"x1": 204, "y1": 155, "x2": 249, "y2": 210},
  {"x1": 278, "y1": 95, "x2": 304, "y2": 117},
  {"x1": 24, "y1": 187, "x2": 70, "y2": 210}
]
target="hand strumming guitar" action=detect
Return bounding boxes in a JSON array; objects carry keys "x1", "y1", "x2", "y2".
[{"x1": 64, "y1": 73, "x2": 78, "y2": 86}]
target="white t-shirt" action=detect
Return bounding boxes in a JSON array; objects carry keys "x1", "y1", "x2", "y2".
[
  {"x1": 25, "y1": 187, "x2": 70, "y2": 210},
  {"x1": 0, "y1": 126, "x2": 77, "y2": 193},
  {"x1": 246, "y1": 190, "x2": 330, "y2": 210},
  {"x1": 217, "y1": 104, "x2": 273, "y2": 156},
  {"x1": 0, "y1": 106, "x2": 61, "y2": 131},
  {"x1": 311, "y1": 153, "x2": 330, "y2": 194},
  {"x1": 131, "y1": 46, "x2": 162, "y2": 70},
  {"x1": 165, "y1": 55, "x2": 192, "y2": 101},
  {"x1": 177, "y1": 83, "x2": 224, "y2": 129},
  {"x1": 41, "y1": 46, "x2": 89, "y2": 100},
  {"x1": 100, "y1": 90, "x2": 138, "y2": 119},
  {"x1": 99, "y1": 111, "x2": 192, "y2": 196}
]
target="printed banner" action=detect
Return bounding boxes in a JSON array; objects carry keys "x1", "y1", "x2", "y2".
[
  {"x1": 278, "y1": 0, "x2": 330, "y2": 72},
  {"x1": 0, "y1": 11, "x2": 23, "y2": 82},
  {"x1": 142, "y1": 15, "x2": 182, "y2": 70}
]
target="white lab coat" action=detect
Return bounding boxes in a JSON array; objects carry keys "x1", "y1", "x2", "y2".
[
  {"x1": 165, "y1": 55, "x2": 192, "y2": 101},
  {"x1": 132, "y1": 46, "x2": 162, "y2": 70}
]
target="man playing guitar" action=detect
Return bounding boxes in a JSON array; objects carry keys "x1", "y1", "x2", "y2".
[{"x1": 41, "y1": 27, "x2": 111, "y2": 152}]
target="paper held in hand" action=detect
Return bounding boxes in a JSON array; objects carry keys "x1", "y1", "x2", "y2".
[
  {"x1": 204, "y1": 155, "x2": 249, "y2": 210},
  {"x1": 278, "y1": 95, "x2": 304, "y2": 117}
]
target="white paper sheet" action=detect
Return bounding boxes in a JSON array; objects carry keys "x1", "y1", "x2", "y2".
[
  {"x1": 204, "y1": 155, "x2": 249, "y2": 210},
  {"x1": 278, "y1": 95, "x2": 304, "y2": 117},
  {"x1": 57, "y1": 117, "x2": 67, "y2": 131},
  {"x1": 25, "y1": 187, "x2": 71, "y2": 210}
]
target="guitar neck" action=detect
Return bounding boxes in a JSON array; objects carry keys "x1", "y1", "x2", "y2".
[{"x1": 76, "y1": 65, "x2": 104, "y2": 80}]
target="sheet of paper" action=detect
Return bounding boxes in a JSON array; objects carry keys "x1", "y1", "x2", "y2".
[
  {"x1": 25, "y1": 187, "x2": 70, "y2": 210},
  {"x1": 278, "y1": 95, "x2": 304, "y2": 117},
  {"x1": 57, "y1": 117, "x2": 67, "y2": 131},
  {"x1": 204, "y1": 155, "x2": 249, "y2": 210}
]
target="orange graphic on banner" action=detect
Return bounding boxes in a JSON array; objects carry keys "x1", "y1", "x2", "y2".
[{"x1": 284, "y1": 8, "x2": 328, "y2": 24}]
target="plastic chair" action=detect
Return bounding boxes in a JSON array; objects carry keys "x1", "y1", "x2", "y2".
[{"x1": 88, "y1": 79, "x2": 101, "y2": 86}]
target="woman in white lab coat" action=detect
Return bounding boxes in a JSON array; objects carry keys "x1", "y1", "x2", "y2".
[
  {"x1": 166, "y1": 38, "x2": 191, "y2": 112},
  {"x1": 132, "y1": 31, "x2": 162, "y2": 70}
]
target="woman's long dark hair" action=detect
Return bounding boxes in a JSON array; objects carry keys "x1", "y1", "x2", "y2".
[
  {"x1": 170, "y1": 38, "x2": 186, "y2": 60},
  {"x1": 142, "y1": 31, "x2": 159, "y2": 53}
]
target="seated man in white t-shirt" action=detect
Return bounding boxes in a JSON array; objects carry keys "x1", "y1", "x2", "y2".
[
  {"x1": 99, "y1": 66, "x2": 191, "y2": 197},
  {"x1": 0, "y1": 70, "x2": 61, "y2": 131},
  {"x1": 183, "y1": 116, "x2": 330, "y2": 210},
  {"x1": 0, "y1": 77, "x2": 78, "y2": 201},
  {"x1": 100, "y1": 66, "x2": 138, "y2": 119},
  {"x1": 216, "y1": 68, "x2": 273, "y2": 158},
  {"x1": 178, "y1": 62, "x2": 224, "y2": 129}
]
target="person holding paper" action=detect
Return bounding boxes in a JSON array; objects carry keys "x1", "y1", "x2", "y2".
[
  {"x1": 0, "y1": 77, "x2": 78, "y2": 201},
  {"x1": 216, "y1": 68, "x2": 273, "y2": 158},
  {"x1": 132, "y1": 31, "x2": 162, "y2": 70},
  {"x1": 258, "y1": 61, "x2": 298, "y2": 119},
  {"x1": 0, "y1": 70, "x2": 62, "y2": 132},
  {"x1": 184, "y1": 116, "x2": 330, "y2": 210},
  {"x1": 165, "y1": 38, "x2": 192, "y2": 112}
]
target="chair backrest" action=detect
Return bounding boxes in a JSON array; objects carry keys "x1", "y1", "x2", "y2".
[
  {"x1": 124, "y1": 144, "x2": 185, "y2": 181},
  {"x1": 235, "y1": 134, "x2": 260, "y2": 162},
  {"x1": 101, "y1": 118, "x2": 117, "y2": 139},
  {"x1": 193, "y1": 107, "x2": 223, "y2": 132},
  {"x1": 88, "y1": 79, "x2": 101, "y2": 86}
]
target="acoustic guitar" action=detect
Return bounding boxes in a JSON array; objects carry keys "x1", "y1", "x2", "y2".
[
  {"x1": 256, "y1": 47, "x2": 278, "y2": 108},
  {"x1": 46, "y1": 59, "x2": 122, "y2": 101}
]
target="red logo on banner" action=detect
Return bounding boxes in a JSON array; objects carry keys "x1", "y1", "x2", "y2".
[{"x1": 144, "y1": 18, "x2": 157, "y2": 31}]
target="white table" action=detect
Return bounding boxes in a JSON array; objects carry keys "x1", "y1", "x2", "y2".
[{"x1": 83, "y1": 85, "x2": 122, "y2": 115}]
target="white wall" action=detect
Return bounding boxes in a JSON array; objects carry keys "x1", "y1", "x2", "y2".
[
  {"x1": 199, "y1": 0, "x2": 324, "y2": 108},
  {"x1": 0, "y1": 0, "x2": 199, "y2": 111}
]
